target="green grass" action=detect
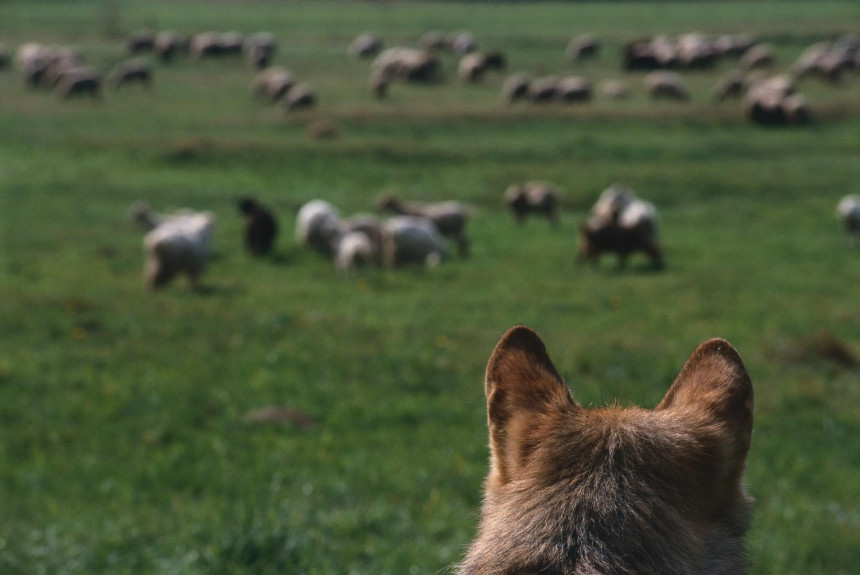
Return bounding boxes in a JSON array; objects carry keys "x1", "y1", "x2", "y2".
[{"x1": 1, "y1": 1, "x2": 859, "y2": 574}]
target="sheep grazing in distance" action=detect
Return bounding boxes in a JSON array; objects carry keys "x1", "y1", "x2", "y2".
[
  {"x1": 501, "y1": 73, "x2": 532, "y2": 104},
  {"x1": 556, "y1": 76, "x2": 592, "y2": 102},
  {"x1": 381, "y1": 216, "x2": 447, "y2": 268},
  {"x1": 505, "y1": 182, "x2": 559, "y2": 226},
  {"x1": 712, "y1": 70, "x2": 746, "y2": 101},
  {"x1": 126, "y1": 30, "x2": 155, "y2": 55},
  {"x1": 155, "y1": 32, "x2": 183, "y2": 63},
  {"x1": 244, "y1": 32, "x2": 277, "y2": 69},
  {"x1": 237, "y1": 197, "x2": 278, "y2": 257},
  {"x1": 450, "y1": 31, "x2": 478, "y2": 55},
  {"x1": 282, "y1": 82, "x2": 316, "y2": 111},
  {"x1": 372, "y1": 48, "x2": 440, "y2": 84},
  {"x1": 713, "y1": 33, "x2": 758, "y2": 58},
  {"x1": 591, "y1": 183, "x2": 636, "y2": 225},
  {"x1": 252, "y1": 67, "x2": 296, "y2": 102},
  {"x1": 836, "y1": 194, "x2": 860, "y2": 246},
  {"x1": 744, "y1": 75, "x2": 809, "y2": 125},
  {"x1": 418, "y1": 30, "x2": 449, "y2": 52},
  {"x1": 740, "y1": 44, "x2": 775, "y2": 70},
  {"x1": 40, "y1": 49, "x2": 85, "y2": 89},
  {"x1": 528, "y1": 75, "x2": 559, "y2": 102},
  {"x1": 56, "y1": 67, "x2": 102, "y2": 100},
  {"x1": 109, "y1": 59, "x2": 152, "y2": 90},
  {"x1": 599, "y1": 79, "x2": 630, "y2": 100},
  {"x1": 377, "y1": 194, "x2": 470, "y2": 257},
  {"x1": 296, "y1": 200, "x2": 341, "y2": 256},
  {"x1": 349, "y1": 34, "x2": 383, "y2": 59},
  {"x1": 370, "y1": 69, "x2": 389, "y2": 99},
  {"x1": 644, "y1": 71, "x2": 689, "y2": 101},
  {"x1": 331, "y1": 213, "x2": 384, "y2": 274},
  {"x1": 567, "y1": 34, "x2": 599, "y2": 62},
  {"x1": 458, "y1": 51, "x2": 506, "y2": 83},
  {"x1": 581, "y1": 185, "x2": 662, "y2": 269},
  {"x1": 793, "y1": 39, "x2": 856, "y2": 83},
  {"x1": 190, "y1": 32, "x2": 243, "y2": 58}
]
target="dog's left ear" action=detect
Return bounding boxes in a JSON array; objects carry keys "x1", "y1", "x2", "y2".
[
  {"x1": 484, "y1": 326, "x2": 576, "y2": 487},
  {"x1": 657, "y1": 339, "x2": 754, "y2": 478}
]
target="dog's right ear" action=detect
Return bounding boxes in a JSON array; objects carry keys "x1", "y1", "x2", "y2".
[{"x1": 484, "y1": 326, "x2": 576, "y2": 487}]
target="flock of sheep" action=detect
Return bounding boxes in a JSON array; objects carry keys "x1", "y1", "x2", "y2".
[
  {"x1": 128, "y1": 183, "x2": 859, "y2": 292},
  {"x1": 3, "y1": 27, "x2": 857, "y2": 124}
]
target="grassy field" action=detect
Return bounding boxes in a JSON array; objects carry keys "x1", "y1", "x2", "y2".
[{"x1": 1, "y1": 1, "x2": 859, "y2": 573}]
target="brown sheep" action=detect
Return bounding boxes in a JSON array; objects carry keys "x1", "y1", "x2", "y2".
[{"x1": 504, "y1": 182, "x2": 559, "y2": 226}]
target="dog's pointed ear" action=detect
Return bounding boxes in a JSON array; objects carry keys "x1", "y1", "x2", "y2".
[
  {"x1": 485, "y1": 326, "x2": 575, "y2": 487},
  {"x1": 658, "y1": 339, "x2": 754, "y2": 475}
]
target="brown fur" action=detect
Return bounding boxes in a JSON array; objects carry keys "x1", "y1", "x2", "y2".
[{"x1": 459, "y1": 326, "x2": 754, "y2": 575}]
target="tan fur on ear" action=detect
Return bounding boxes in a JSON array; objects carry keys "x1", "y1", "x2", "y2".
[
  {"x1": 484, "y1": 326, "x2": 576, "y2": 486},
  {"x1": 658, "y1": 338, "x2": 754, "y2": 481}
]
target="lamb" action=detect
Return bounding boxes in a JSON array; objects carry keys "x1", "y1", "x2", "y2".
[
  {"x1": 237, "y1": 196, "x2": 278, "y2": 256},
  {"x1": 837, "y1": 194, "x2": 860, "y2": 245},
  {"x1": 142, "y1": 211, "x2": 215, "y2": 290},
  {"x1": 380, "y1": 216, "x2": 447, "y2": 268},
  {"x1": 377, "y1": 194, "x2": 470, "y2": 256},
  {"x1": 644, "y1": 71, "x2": 689, "y2": 101},
  {"x1": 108, "y1": 59, "x2": 152, "y2": 90},
  {"x1": 504, "y1": 182, "x2": 559, "y2": 225},
  {"x1": 296, "y1": 200, "x2": 341, "y2": 256}
]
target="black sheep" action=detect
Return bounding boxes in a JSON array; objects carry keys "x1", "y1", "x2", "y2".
[{"x1": 237, "y1": 197, "x2": 278, "y2": 256}]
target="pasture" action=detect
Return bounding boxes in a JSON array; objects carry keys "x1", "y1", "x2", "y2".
[{"x1": 1, "y1": 1, "x2": 858, "y2": 573}]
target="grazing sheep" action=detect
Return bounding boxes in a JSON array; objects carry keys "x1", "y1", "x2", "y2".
[
  {"x1": 142, "y1": 211, "x2": 215, "y2": 290},
  {"x1": 556, "y1": 76, "x2": 592, "y2": 102},
  {"x1": 252, "y1": 67, "x2": 296, "y2": 102},
  {"x1": 244, "y1": 32, "x2": 277, "y2": 69},
  {"x1": 154, "y1": 32, "x2": 183, "y2": 63},
  {"x1": 237, "y1": 196, "x2": 278, "y2": 256},
  {"x1": 56, "y1": 66, "x2": 102, "y2": 99},
  {"x1": 109, "y1": 59, "x2": 152, "y2": 90},
  {"x1": 644, "y1": 71, "x2": 689, "y2": 101},
  {"x1": 349, "y1": 34, "x2": 383, "y2": 59},
  {"x1": 418, "y1": 31, "x2": 449, "y2": 52},
  {"x1": 126, "y1": 30, "x2": 155, "y2": 55},
  {"x1": 40, "y1": 49, "x2": 85, "y2": 89},
  {"x1": 714, "y1": 33, "x2": 758, "y2": 58},
  {"x1": 591, "y1": 183, "x2": 636, "y2": 225},
  {"x1": 16, "y1": 43, "x2": 48, "y2": 86},
  {"x1": 740, "y1": 44, "x2": 774, "y2": 70},
  {"x1": 578, "y1": 220, "x2": 663, "y2": 269},
  {"x1": 528, "y1": 75, "x2": 559, "y2": 102},
  {"x1": 372, "y1": 48, "x2": 440, "y2": 83},
  {"x1": 836, "y1": 194, "x2": 860, "y2": 245},
  {"x1": 501, "y1": 73, "x2": 532, "y2": 104},
  {"x1": 337, "y1": 213, "x2": 384, "y2": 257},
  {"x1": 369, "y1": 68, "x2": 389, "y2": 99},
  {"x1": 743, "y1": 75, "x2": 808, "y2": 125},
  {"x1": 676, "y1": 32, "x2": 716, "y2": 69},
  {"x1": 567, "y1": 34, "x2": 600, "y2": 62},
  {"x1": 712, "y1": 70, "x2": 746, "y2": 101},
  {"x1": 377, "y1": 194, "x2": 470, "y2": 257},
  {"x1": 458, "y1": 52, "x2": 506, "y2": 83},
  {"x1": 381, "y1": 216, "x2": 447, "y2": 268},
  {"x1": 333, "y1": 231, "x2": 376, "y2": 275},
  {"x1": 599, "y1": 79, "x2": 630, "y2": 100},
  {"x1": 296, "y1": 200, "x2": 341, "y2": 256},
  {"x1": 191, "y1": 32, "x2": 243, "y2": 58},
  {"x1": 282, "y1": 82, "x2": 316, "y2": 111},
  {"x1": 450, "y1": 31, "x2": 478, "y2": 55},
  {"x1": 504, "y1": 182, "x2": 559, "y2": 226},
  {"x1": 618, "y1": 199, "x2": 660, "y2": 244}
]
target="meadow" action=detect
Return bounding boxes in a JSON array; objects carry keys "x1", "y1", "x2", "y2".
[{"x1": 1, "y1": 1, "x2": 858, "y2": 573}]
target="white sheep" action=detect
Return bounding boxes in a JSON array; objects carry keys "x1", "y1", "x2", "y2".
[
  {"x1": 141, "y1": 211, "x2": 215, "y2": 290},
  {"x1": 296, "y1": 200, "x2": 341, "y2": 256},
  {"x1": 377, "y1": 194, "x2": 470, "y2": 256},
  {"x1": 618, "y1": 199, "x2": 660, "y2": 242},
  {"x1": 381, "y1": 216, "x2": 447, "y2": 268},
  {"x1": 591, "y1": 183, "x2": 636, "y2": 225},
  {"x1": 644, "y1": 71, "x2": 689, "y2": 101},
  {"x1": 837, "y1": 194, "x2": 860, "y2": 245},
  {"x1": 504, "y1": 182, "x2": 559, "y2": 225},
  {"x1": 333, "y1": 231, "x2": 376, "y2": 275}
]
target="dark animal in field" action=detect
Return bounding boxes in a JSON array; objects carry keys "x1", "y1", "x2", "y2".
[
  {"x1": 109, "y1": 59, "x2": 152, "y2": 90},
  {"x1": 377, "y1": 194, "x2": 470, "y2": 257},
  {"x1": 567, "y1": 34, "x2": 599, "y2": 62},
  {"x1": 644, "y1": 71, "x2": 689, "y2": 101},
  {"x1": 579, "y1": 219, "x2": 663, "y2": 269},
  {"x1": 457, "y1": 325, "x2": 753, "y2": 574},
  {"x1": 244, "y1": 32, "x2": 277, "y2": 69},
  {"x1": 504, "y1": 182, "x2": 559, "y2": 225},
  {"x1": 237, "y1": 197, "x2": 278, "y2": 256},
  {"x1": 56, "y1": 67, "x2": 102, "y2": 100},
  {"x1": 126, "y1": 30, "x2": 155, "y2": 55},
  {"x1": 349, "y1": 33, "x2": 383, "y2": 59}
]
